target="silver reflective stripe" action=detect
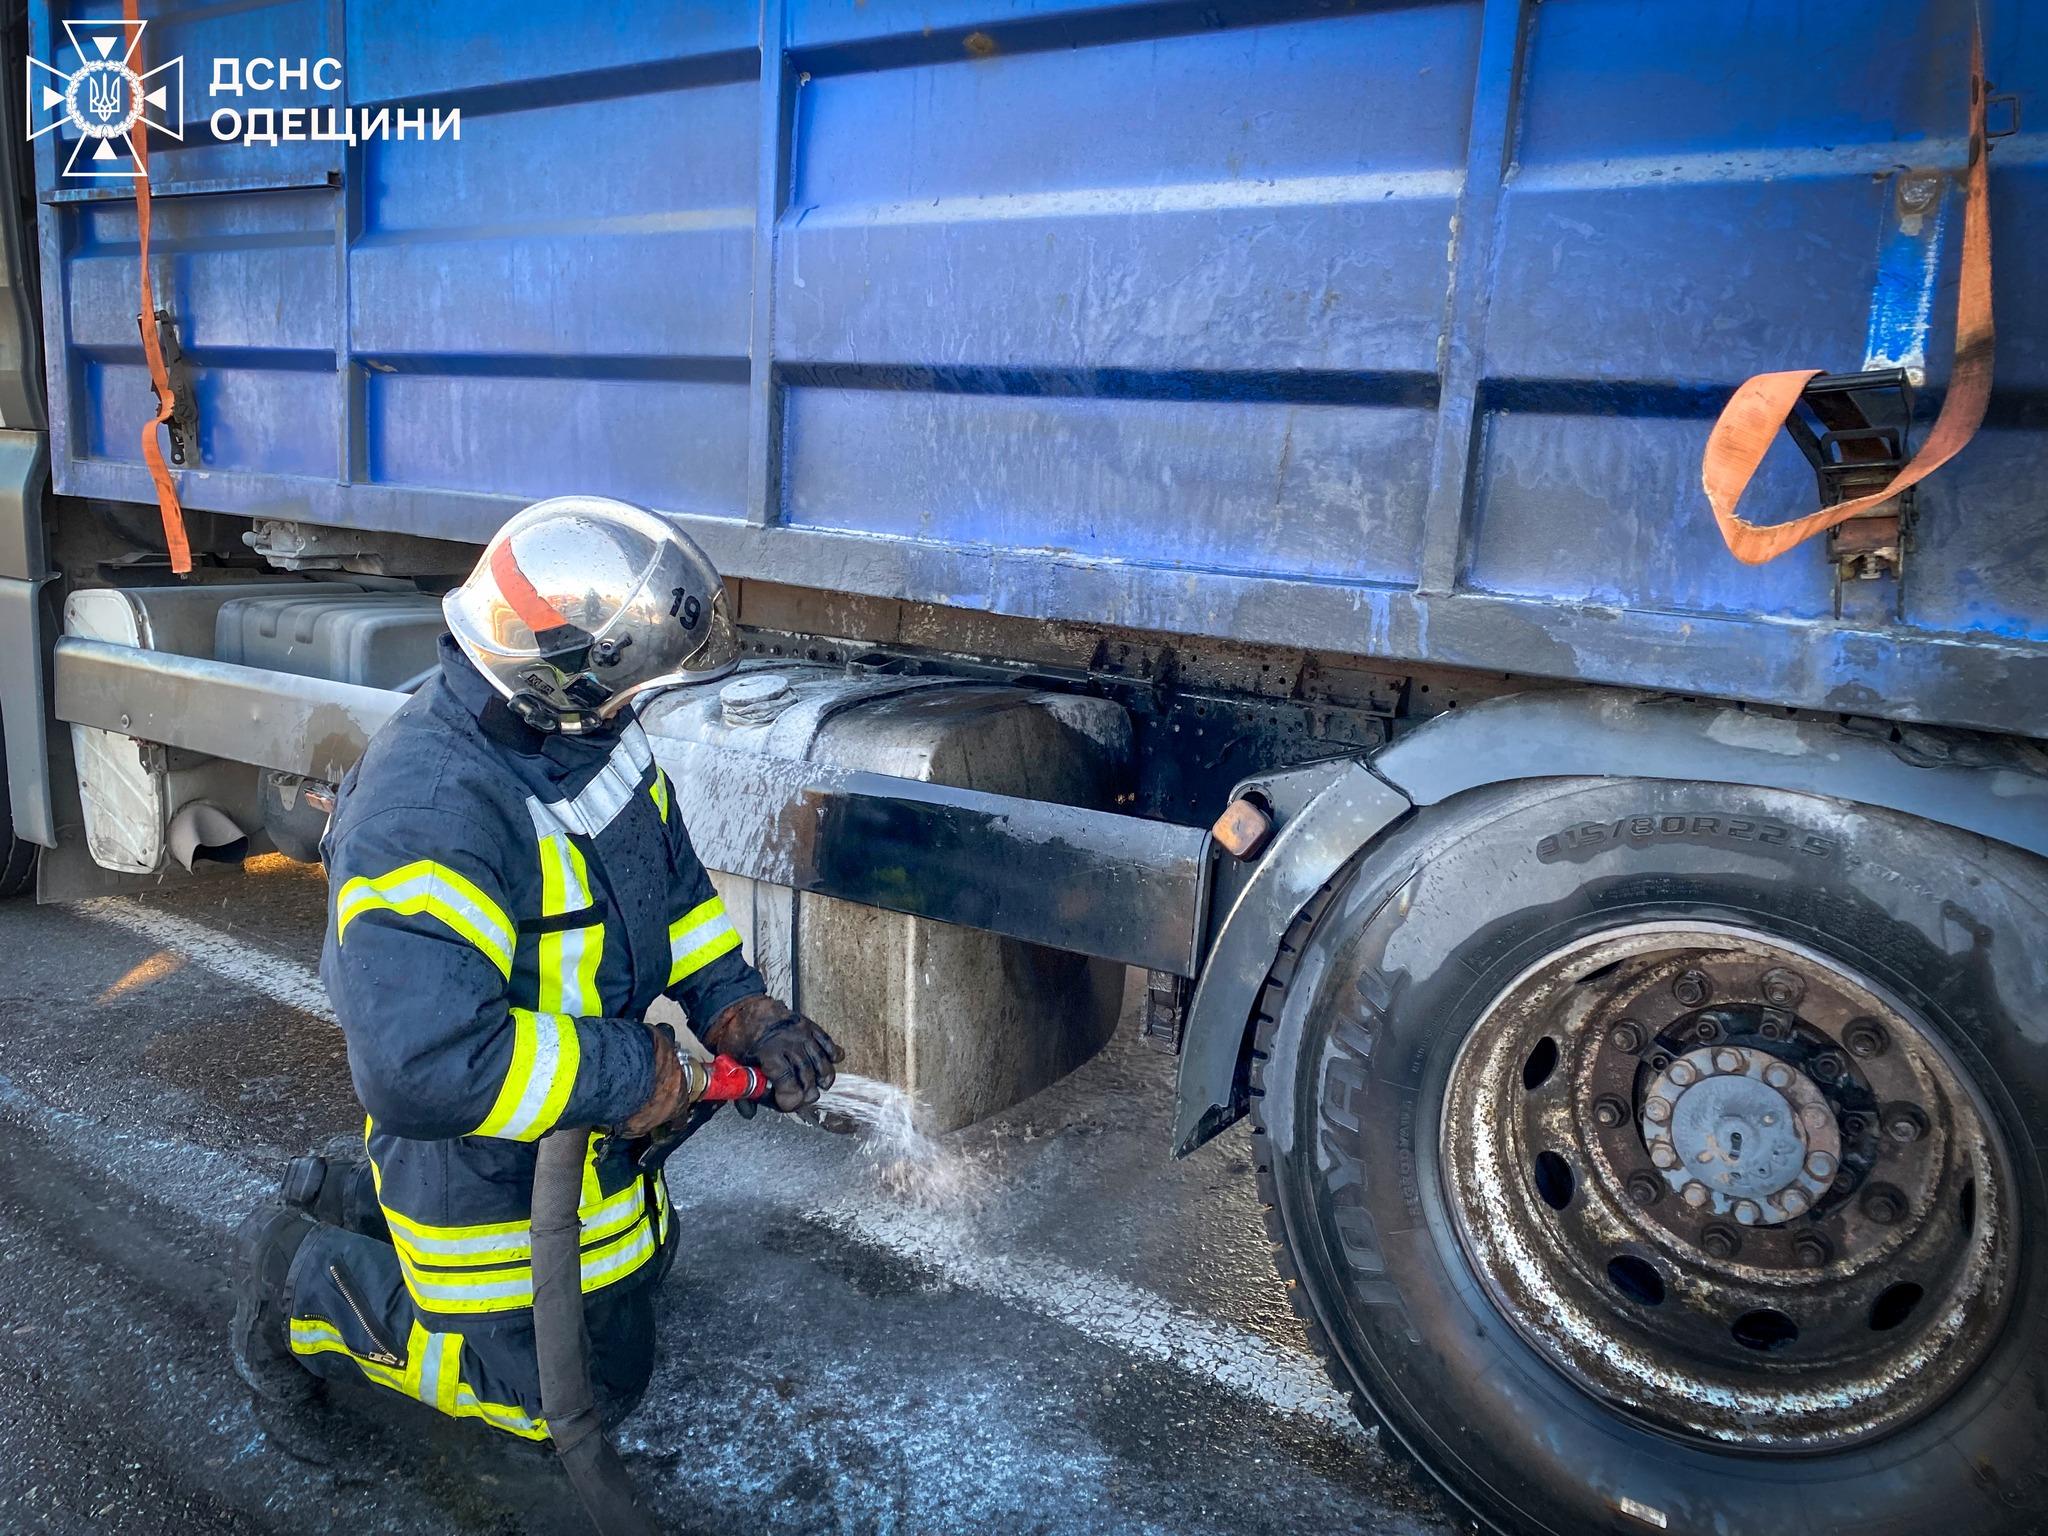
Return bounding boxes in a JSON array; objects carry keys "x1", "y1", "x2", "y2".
[
  {"x1": 581, "y1": 1220, "x2": 656, "y2": 1289},
  {"x1": 407, "y1": 1267, "x2": 533, "y2": 1307},
  {"x1": 580, "y1": 1178, "x2": 643, "y2": 1241},
  {"x1": 396, "y1": 1226, "x2": 531, "y2": 1263},
  {"x1": 554, "y1": 922, "x2": 600, "y2": 1015},
  {"x1": 418, "y1": 1329, "x2": 447, "y2": 1407},
  {"x1": 496, "y1": 1012, "x2": 569, "y2": 1142},
  {"x1": 542, "y1": 723, "x2": 654, "y2": 838},
  {"x1": 669, "y1": 911, "x2": 736, "y2": 965}
]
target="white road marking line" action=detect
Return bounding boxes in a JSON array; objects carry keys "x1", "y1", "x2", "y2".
[
  {"x1": 0, "y1": 1071, "x2": 271, "y2": 1228},
  {"x1": 82, "y1": 899, "x2": 336, "y2": 1023},
  {"x1": 76, "y1": 899, "x2": 1367, "y2": 1440},
  {"x1": 813, "y1": 1199, "x2": 1368, "y2": 1440}
]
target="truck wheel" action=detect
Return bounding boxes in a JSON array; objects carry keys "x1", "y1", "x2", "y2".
[{"x1": 1250, "y1": 776, "x2": 2048, "y2": 1536}]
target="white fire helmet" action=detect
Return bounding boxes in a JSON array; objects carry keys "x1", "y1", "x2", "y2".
[{"x1": 443, "y1": 496, "x2": 737, "y2": 733}]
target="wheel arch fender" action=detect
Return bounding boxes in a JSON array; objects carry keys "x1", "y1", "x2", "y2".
[{"x1": 1170, "y1": 686, "x2": 2048, "y2": 1156}]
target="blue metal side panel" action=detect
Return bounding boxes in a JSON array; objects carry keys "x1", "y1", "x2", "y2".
[{"x1": 27, "y1": 1, "x2": 2048, "y2": 733}]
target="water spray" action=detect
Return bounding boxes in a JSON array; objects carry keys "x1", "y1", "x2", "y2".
[{"x1": 538, "y1": 1055, "x2": 976, "y2": 1536}]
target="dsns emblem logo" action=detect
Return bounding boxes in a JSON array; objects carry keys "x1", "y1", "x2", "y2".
[{"x1": 25, "y1": 19, "x2": 184, "y2": 179}]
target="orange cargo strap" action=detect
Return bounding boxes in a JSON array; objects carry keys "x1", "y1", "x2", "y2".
[
  {"x1": 1700, "y1": 24, "x2": 1993, "y2": 566},
  {"x1": 123, "y1": 0, "x2": 191, "y2": 575}
]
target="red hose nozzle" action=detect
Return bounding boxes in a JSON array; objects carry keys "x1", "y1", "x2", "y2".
[{"x1": 696, "y1": 1054, "x2": 770, "y2": 1103}]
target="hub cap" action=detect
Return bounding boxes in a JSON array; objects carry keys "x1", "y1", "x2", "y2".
[
  {"x1": 1440, "y1": 923, "x2": 2015, "y2": 1449},
  {"x1": 1644, "y1": 1044, "x2": 1839, "y2": 1222}
]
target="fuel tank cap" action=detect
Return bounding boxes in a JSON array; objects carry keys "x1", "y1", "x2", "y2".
[{"x1": 719, "y1": 672, "x2": 795, "y2": 727}]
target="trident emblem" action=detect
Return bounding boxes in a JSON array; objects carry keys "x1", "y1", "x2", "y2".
[
  {"x1": 85, "y1": 68, "x2": 125, "y2": 123},
  {"x1": 24, "y1": 19, "x2": 184, "y2": 180}
]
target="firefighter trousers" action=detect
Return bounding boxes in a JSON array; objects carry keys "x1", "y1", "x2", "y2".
[{"x1": 281, "y1": 1170, "x2": 665, "y2": 1443}]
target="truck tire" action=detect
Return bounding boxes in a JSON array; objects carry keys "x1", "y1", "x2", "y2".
[{"x1": 1250, "y1": 776, "x2": 2048, "y2": 1536}]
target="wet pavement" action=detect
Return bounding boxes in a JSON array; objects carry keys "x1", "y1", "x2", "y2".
[{"x1": 0, "y1": 856, "x2": 1468, "y2": 1535}]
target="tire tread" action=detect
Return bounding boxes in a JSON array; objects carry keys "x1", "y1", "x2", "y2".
[{"x1": 1242, "y1": 878, "x2": 1396, "y2": 1448}]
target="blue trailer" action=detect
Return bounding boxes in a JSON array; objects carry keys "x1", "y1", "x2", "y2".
[{"x1": 3, "y1": 4, "x2": 2046, "y2": 1533}]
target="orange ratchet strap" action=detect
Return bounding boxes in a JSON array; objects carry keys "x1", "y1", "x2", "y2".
[
  {"x1": 124, "y1": 0, "x2": 190, "y2": 575},
  {"x1": 1700, "y1": 24, "x2": 1993, "y2": 566}
]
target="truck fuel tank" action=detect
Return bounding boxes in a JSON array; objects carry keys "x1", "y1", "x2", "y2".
[{"x1": 642, "y1": 665, "x2": 1133, "y2": 1132}]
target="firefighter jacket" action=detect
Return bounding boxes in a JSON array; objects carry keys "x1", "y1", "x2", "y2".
[{"x1": 318, "y1": 637, "x2": 763, "y2": 1320}]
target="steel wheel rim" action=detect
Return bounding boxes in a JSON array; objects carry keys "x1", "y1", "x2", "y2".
[{"x1": 1440, "y1": 920, "x2": 2016, "y2": 1450}]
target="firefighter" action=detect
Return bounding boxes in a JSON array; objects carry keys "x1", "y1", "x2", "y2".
[{"x1": 229, "y1": 495, "x2": 842, "y2": 1439}]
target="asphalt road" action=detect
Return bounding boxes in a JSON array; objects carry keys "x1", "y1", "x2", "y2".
[{"x1": 0, "y1": 856, "x2": 1467, "y2": 1536}]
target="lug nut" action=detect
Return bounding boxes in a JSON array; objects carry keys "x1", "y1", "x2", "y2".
[
  {"x1": 1886, "y1": 1108, "x2": 1927, "y2": 1144},
  {"x1": 1845, "y1": 1019, "x2": 1889, "y2": 1059},
  {"x1": 1810, "y1": 1053, "x2": 1844, "y2": 1082},
  {"x1": 1760, "y1": 968, "x2": 1806, "y2": 1008},
  {"x1": 1792, "y1": 1232, "x2": 1831, "y2": 1267},
  {"x1": 1627, "y1": 1172, "x2": 1664, "y2": 1206},
  {"x1": 1593, "y1": 1096, "x2": 1629, "y2": 1129},
  {"x1": 1733, "y1": 1200, "x2": 1763, "y2": 1226},
  {"x1": 1643, "y1": 1096, "x2": 1673, "y2": 1125},
  {"x1": 1861, "y1": 1185, "x2": 1905, "y2": 1225},
  {"x1": 1610, "y1": 1021, "x2": 1645, "y2": 1054},
  {"x1": 1799, "y1": 1102, "x2": 1833, "y2": 1134},
  {"x1": 1843, "y1": 1113, "x2": 1868, "y2": 1138},
  {"x1": 1806, "y1": 1151, "x2": 1838, "y2": 1180},
  {"x1": 1702, "y1": 1226, "x2": 1740, "y2": 1259},
  {"x1": 1712, "y1": 1048, "x2": 1744, "y2": 1075},
  {"x1": 1666, "y1": 1061, "x2": 1698, "y2": 1088},
  {"x1": 1681, "y1": 1181, "x2": 1710, "y2": 1208},
  {"x1": 1695, "y1": 1016, "x2": 1722, "y2": 1043},
  {"x1": 1776, "y1": 1189, "x2": 1810, "y2": 1217},
  {"x1": 1763, "y1": 1063, "x2": 1795, "y2": 1090},
  {"x1": 1650, "y1": 1143, "x2": 1680, "y2": 1169},
  {"x1": 1672, "y1": 970, "x2": 1711, "y2": 1008}
]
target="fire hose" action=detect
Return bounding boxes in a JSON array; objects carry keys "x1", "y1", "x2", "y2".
[{"x1": 532, "y1": 1053, "x2": 770, "y2": 1536}]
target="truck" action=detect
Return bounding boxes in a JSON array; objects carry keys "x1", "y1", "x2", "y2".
[{"x1": 2, "y1": 3, "x2": 2043, "y2": 1532}]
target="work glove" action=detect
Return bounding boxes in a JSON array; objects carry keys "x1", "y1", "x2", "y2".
[
  {"x1": 704, "y1": 994, "x2": 844, "y2": 1113},
  {"x1": 618, "y1": 1023, "x2": 686, "y2": 1137}
]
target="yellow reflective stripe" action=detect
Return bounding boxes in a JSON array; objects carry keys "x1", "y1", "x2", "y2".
[
  {"x1": 289, "y1": 1319, "x2": 408, "y2": 1393},
  {"x1": 650, "y1": 770, "x2": 671, "y2": 825},
  {"x1": 670, "y1": 924, "x2": 741, "y2": 985},
  {"x1": 336, "y1": 860, "x2": 515, "y2": 978},
  {"x1": 401, "y1": 1310, "x2": 434, "y2": 1409},
  {"x1": 436, "y1": 1336, "x2": 465, "y2": 1415},
  {"x1": 401, "y1": 1257, "x2": 533, "y2": 1313},
  {"x1": 391, "y1": 1222, "x2": 531, "y2": 1269},
  {"x1": 380, "y1": 1212, "x2": 528, "y2": 1253},
  {"x1": 379, "y1": 1181, "x2": 647, "y2": 1270},
  {"x1": 579, "y1": 1215, "x2": 657, "y2": 1292},
  {"x1": 533, "y1": 827, "x2": 592, "y2": 919},
  {"x1": 471, "y1": 1009, "x2": 582, "y2": 1142},
  {"x1": 580, "y1": 1177, "x2": 646, "y2": 1246},
  {"x1": 668, "y1": 895, "x2": 740, "y2": 985},
  {"x1": 537, "y1": 923, "x2": 605, "y2": 1017},
  {"x1": 454, "y1": 1384, "x2": 550, "y2": 1441},
  {"x1": 396, "y1": 1212, "x2": 660, "y2": 1315},
  {"x1": 298, "y1": 1315, "x2": 541, "y2": 1439}
]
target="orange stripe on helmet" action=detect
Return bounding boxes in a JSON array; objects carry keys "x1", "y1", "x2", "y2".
[{"x1": 489, "y1": 538, "x2": 573, "y2": 639}]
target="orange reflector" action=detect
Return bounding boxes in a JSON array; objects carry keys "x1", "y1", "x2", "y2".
[{"x1": 1211, "y1": 797, "x2": 1274, "y2": 860}]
